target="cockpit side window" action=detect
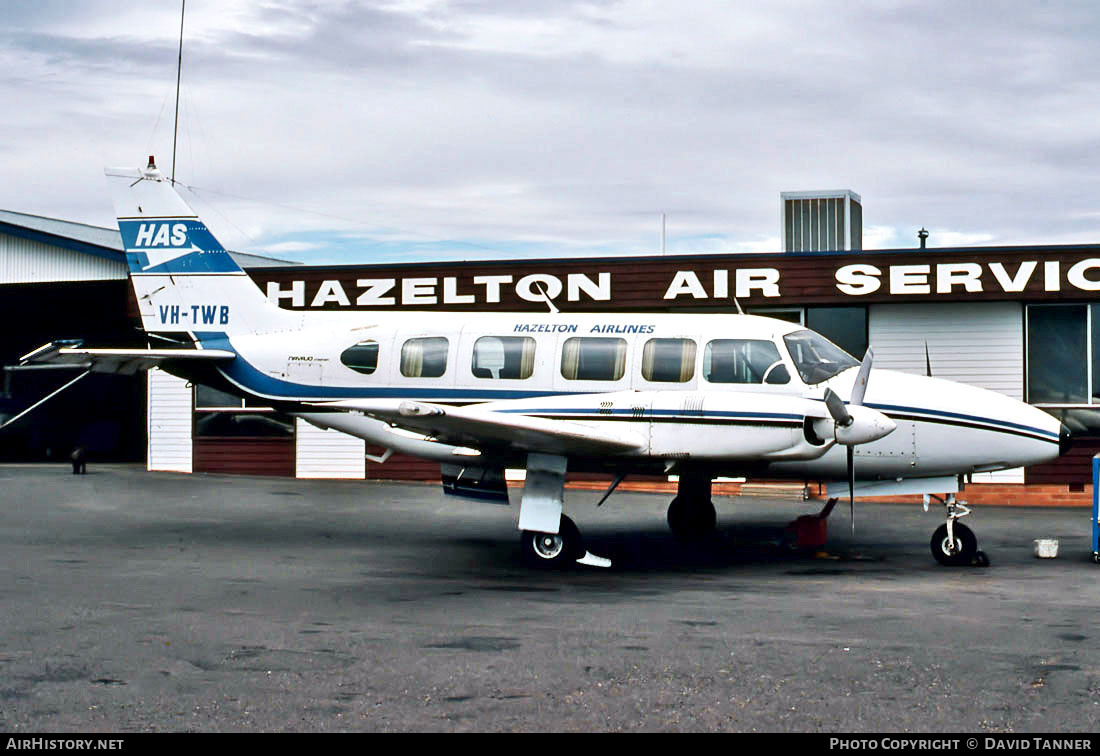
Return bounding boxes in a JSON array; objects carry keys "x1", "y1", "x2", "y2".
[
  {"x1": 341, "y1": 340, "x2": 379, "y2": 375},
  {"x1": 782, "y1": 329, "x2": 859, "y2": 385},
  {"x1": 703, "y1": 339, "x2": 790, "y2": 384}
]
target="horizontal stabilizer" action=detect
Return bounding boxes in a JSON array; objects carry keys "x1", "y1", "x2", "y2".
[
  {"x1": 311, "y1": 399, "x2": 646, "y2": 456},
  {"x1": 19, "y1": 342, "x2": 235, "y2": 376}
]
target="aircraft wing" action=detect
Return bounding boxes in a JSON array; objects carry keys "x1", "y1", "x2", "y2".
[
  {"x1": 312, "y1": 399, "x2": 647, "y2": 456},
  {"x1": 19, "y1": 340, "x2": 235, "y2": 376}
]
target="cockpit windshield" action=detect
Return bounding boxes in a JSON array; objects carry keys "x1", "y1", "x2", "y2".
[{"x1": 782, "y1": 330, "x2": 860, "y2": 385}]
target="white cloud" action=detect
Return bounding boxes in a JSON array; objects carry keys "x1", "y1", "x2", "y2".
[
  {"x1": 863, "y1": 225, "x2": 904, "y2": 250},
  {"x1": 256, "y1": 240, "x2": 325, "y2": 254}
]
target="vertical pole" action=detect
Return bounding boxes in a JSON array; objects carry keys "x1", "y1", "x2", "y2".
[{"x1": 171, "y1": 0, "x2": 186, "y2": 185}]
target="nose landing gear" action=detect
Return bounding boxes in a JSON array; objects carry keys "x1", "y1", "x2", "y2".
[{"x1": 925, "y1": 493, "x2": 989, "y2": 567}]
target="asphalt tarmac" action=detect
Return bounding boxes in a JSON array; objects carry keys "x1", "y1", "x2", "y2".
[{"x1": 0, "y1": 464, "x2": 1097, "y2": 733}]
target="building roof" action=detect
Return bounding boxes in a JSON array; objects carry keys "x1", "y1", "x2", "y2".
[{"x1": 0, "y1": 209, "x2": 127, "y2": 262}]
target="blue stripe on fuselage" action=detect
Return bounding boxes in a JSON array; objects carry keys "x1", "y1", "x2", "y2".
[{"x1": 863, "y1": 401, "x2": 1059, "y2": 442}]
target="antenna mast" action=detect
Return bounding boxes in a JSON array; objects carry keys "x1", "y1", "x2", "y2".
[{"x1": 171, "y1": 0, "x2": 186, "y2": 185}]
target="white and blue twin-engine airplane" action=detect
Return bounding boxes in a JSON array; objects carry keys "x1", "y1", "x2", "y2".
[{"x1": 22, "y1": 159, "x2": 1070, "y2": 568}]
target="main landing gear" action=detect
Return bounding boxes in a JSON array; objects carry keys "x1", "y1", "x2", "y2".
[
  {"x1": 521, "y1": 514, "x2": 584, "y2": 567},
  {"x1": 667, "y1": 473, "x2": 717, "y2": 539},
  {"x1": 517, "y1": 453, "x2": 612, "y2": 569},
  {"x1": 925, "y1": 493, "x2": 989, "y2": 567}
]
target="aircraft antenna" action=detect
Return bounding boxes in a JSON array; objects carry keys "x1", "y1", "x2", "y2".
[
  {"x1": 171, "y1": 0, "x2": 186, "y2": 185},
  {"x1": 533, "y1": 281, "x2": 560, "y2": 314}
]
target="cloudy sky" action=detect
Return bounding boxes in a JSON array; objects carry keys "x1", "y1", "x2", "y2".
[{"x1": 3, "y1": 0, "x2": 1099, "y2": 263}]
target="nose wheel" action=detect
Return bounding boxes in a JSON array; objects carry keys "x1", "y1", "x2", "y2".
[
  {"x1": 930, "y1": 522, "x2": 977, "y2": 566},
  {"x1": 926, "y1": 493, "x2": 989, "y2": 567}
]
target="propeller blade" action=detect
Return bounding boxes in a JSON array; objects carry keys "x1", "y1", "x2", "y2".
[
  {"x1": 850, "y1": 347, "x2": 874, "y2": 406},
  {"x1": 823, "y1": 387, "x2": 852, "y2": 427},
  {"x1": 839, "y1": 348, "x2": 874, "y2": 536},
  {"x1": 924, "y1": 341, "x2": 933, "y2": 377},
  {"x1": 847, "y1": 445, "x2": 855, "y2": 535}
]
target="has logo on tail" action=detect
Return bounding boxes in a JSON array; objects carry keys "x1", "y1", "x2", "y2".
[{"x1": 118, "y1": 218, "x2": 238, "y2": 275}]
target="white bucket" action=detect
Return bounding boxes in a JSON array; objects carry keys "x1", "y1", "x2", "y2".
[{"x1": 1033, "y1": 539, "x2": 1060, "y2": 558}]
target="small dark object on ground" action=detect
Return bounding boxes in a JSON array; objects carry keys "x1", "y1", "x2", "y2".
[{"x1": 70, "y1": 447, "x2": 87, "y2": 475}]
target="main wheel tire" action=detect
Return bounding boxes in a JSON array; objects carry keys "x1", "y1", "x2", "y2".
[
  {"x1": 667, "y1": 496, "x2": 717, "y2": 539},
  {"x1": 521, "y1": 514, "x2": 583, "y2": 568},
  {"x1": 930, "y1": 522, "x2": 977, "y2": 566}
]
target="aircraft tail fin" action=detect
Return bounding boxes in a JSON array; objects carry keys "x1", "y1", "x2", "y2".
[{"x1": 106, "y1": 157, "x2": 292, "y2": 337}]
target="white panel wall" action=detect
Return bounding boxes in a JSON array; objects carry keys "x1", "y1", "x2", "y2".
[
  {"x1": 869, "y1": 302, "x2": 1025, "y2": 483},
  {"x1": 295, "y1": 418, "x2": 366, "y2": 479},
  {"x1": 869, "y1": 302, "x2": 1024, "y2": 400},
  {"x1": 147, "y1": 368, "x2": 193, "y2": 473},
  {"x1": 0, "y1": 233, "x2": 126, "y2": 284}
]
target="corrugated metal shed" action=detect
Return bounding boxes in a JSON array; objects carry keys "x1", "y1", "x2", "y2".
[{"x1": 0, "y1": 210, "x2": 127, "y2": 284}]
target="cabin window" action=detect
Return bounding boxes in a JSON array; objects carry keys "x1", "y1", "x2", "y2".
[
  {"x1": 472, "y1": 336, "x2": 536, "y2": 379},
  {"x1": 704, "y1": 339, "x2": 790, "y2": 385},
  {"x1": 400, "y1": 337, "x2": 449, "y2": 378},
  {"x1": 641, "y1": 338, "x2": 697, "y2": 382},
  {"x1": 560, "y1": 337, "x2": 627, "y2": 381},
  {"x1": 340, "y1": 340, "x2": 380, "y2": 375}
]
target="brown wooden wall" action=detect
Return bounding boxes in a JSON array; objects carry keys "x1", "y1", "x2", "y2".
[{"x1": 194, "y1": 438, "x2": 295, "y2": 477}]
